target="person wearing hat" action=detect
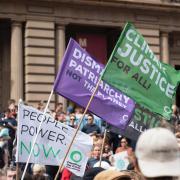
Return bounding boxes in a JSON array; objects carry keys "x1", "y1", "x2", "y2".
[
  {"x1": 94, "y1": 169, "x2": 144, "y2": 180},
  {"x1": 135, "y1": 127, "x2": 180, "y2": 180}
]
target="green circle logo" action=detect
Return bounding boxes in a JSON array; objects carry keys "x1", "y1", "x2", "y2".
[
  {"x1": 70, "y1": 151, "x2": 82, "y2": 163},
  {"x1": 164, "y1": 106, "x2": 172, "y2": 114}
]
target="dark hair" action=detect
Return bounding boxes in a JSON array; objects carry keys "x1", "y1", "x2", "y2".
[
  {"x1": 57, "y1": 102, "x2": 63, "y2": 106},
  {"x1": 7, "y1": 164, "x2": 16, "y2": 171},
  {"x1": 70, "y1": 114, "x2": 76, "y2": 119},
  {"x1": 87, "y1": 114, "x2": 94, "y2": 119}
]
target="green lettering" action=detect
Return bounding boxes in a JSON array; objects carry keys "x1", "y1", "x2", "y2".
[
  {"x1": 20, "y1": 141, "x2": 31, "y2": 155},
  {"x1": 20, "y1": 141, "x2": 61, "y2": 159},
  {"x1": 142, "y1": 112, "x2": 149, "y2": 125},
  {"x1": 20, "y1": 141, "x2": 40, "y2": 157},
  {"x1": 134, "y1": 108, "x2": 142, "y2": 122},
  {"x1": 42, "y1": 145, "x2": 61, "y2": 158},
  {"x1": 33, "y1": 143, "x2": 40, "y2": 157}
]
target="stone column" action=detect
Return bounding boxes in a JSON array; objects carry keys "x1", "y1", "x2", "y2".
[
  {"x1": 56, "y1": 24, "x2": 67, "y2": 111},
  {"x1": 10, "y1": 21, "x2": 23, "y2": 103},
  {"x1": 161, "y1": 32, "x2": 169, "y2": 64}
]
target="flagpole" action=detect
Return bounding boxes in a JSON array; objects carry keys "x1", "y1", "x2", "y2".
[
  {"x1": 16, "y1": 99, "x2": 23, "y2": 180},
  {"x1": 16, "y1": 163, "x2": 19, "y2": 180},
  {"x1": 21, "y1": 89, "x2": 54, "y2": 180},
  {"x1": 99, "y1": 123, "x2": 107, "y2": 167},
  {"x1": 54, "y1": 78, "x2": 102, "y2": 180}
]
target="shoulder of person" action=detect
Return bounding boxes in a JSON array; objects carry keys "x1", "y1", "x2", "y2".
[{"x1": 115, "y1": 147, "x2": 123, "y2": 153}]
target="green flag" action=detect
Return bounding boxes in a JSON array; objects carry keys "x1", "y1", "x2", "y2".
[{"x1": 102, "y1": 22, "x2": 180, "y2": 120}]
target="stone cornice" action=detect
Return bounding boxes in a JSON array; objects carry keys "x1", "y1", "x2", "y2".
[
  {"x1": 21, "y1": 0, "x2": 180, "y2": 13},
  {"x1": 1, "y1": 0, "x2": 180, "y2": 31}
]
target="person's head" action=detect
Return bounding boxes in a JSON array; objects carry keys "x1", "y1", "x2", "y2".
[
  {"x1": 104, "y1": 143, "x2": 111, "y2": 153},
  {"x1": 56, "y1": 113, "x2": 66, "y2": 123},
  {"x1": 135, "y1": 127, "x2": 180, "y2": 179},
  {"x1": 120, "y1": 137, "x2": 128, "y2": 148},
  {"x1": 69, "y1": 114, "x2": 76, "y2": 125},
  {"x1": 75, "y1": 106, "x2": 83, "y2": 114},
  {"x1": 32, "y1": 164, "x2": 46, "y2": 176},
  {"x1": 37, "y1": 101, "x2": 45, "y2": 111},
  {"x1": 87, "y1": 114, "x2": 94, "y2": 125},
  {"x1": 92, "y1": 145, "x2": 101, "y2": 158},
  {"x1": 55, "y1": 103, "x2": 63, "y2": 113},
  {"x1": 8, "y1": 99, "x2": 16, "y2": 112},
  {"x1": 6, "y1": 166, "x2": 16, "y2": 180},
  {"x1": 0, "y1": 169, "x2": 6, "y2": 180},
  {"x1": 8, "y1": 99, "x2": 16, "y2": 106}
]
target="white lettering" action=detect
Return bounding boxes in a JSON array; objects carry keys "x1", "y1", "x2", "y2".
[
  {"x1": 117, "y1": 43, "x2": 132, "y2": 57},
  {"x1": 159, "y1": 77, "x2": 167, "y2": 92},
  {"x1": 126, "y1": 29, "x2": 136, "y2": 42},
  {"x1": 166, "y1": 83, "x2": 175, "y2": 98}
]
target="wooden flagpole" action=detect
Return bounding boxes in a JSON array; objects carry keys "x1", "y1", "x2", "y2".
[
  {"x1": 54, "y1": 78, "x2": 102, "y2": 180},
  {"x1": 16, "y1": 163, "x2": 19, "y2": 180},
  {"x1": 99, "y1": 128, "x2": 107, "y2": 167},
  {"x1": 16, "y1": 99, "x2": 23, "y2": 180}
]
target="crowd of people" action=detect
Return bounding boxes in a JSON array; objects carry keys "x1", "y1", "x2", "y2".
[{"x1": 0, "y1": 99, "x2": 180, "y2": 180}]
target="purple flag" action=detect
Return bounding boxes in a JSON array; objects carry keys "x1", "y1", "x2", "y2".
[{"x1": 53, "y1": 38, "x2": 135, "y2": 129}]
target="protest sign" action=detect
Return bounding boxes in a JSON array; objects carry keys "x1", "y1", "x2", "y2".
[
  {"x1": 53, "y1": 38, "x2": 135, "y2": 130},
  {"x1": 102, "y1": 22, "x2": 180, "y2": 120},
  {"x1": 113, "y1": 151, "x2": 129, "y2": 170},
  {"x1": 17, "y1": 104, "x2": 93, "y2": 177},
  {"x1": 108, "y1": 104, "x2": 164, "y2": 141}
]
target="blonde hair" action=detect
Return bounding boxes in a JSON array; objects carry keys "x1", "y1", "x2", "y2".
[{"x1": 32, "y1": 164, "x2": 46, "y2": 175}]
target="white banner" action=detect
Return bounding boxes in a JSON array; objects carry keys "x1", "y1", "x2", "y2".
[
  {"x1": 113, "y1": 151, "x2": 129, "y2": 170},
  {"x1": 16, "y1": 104, "x2": 93, "y2": 177}
]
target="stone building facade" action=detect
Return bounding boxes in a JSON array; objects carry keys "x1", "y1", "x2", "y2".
[{"x1": 0, "y1": 0, "x2": 180, "y2": 111}]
